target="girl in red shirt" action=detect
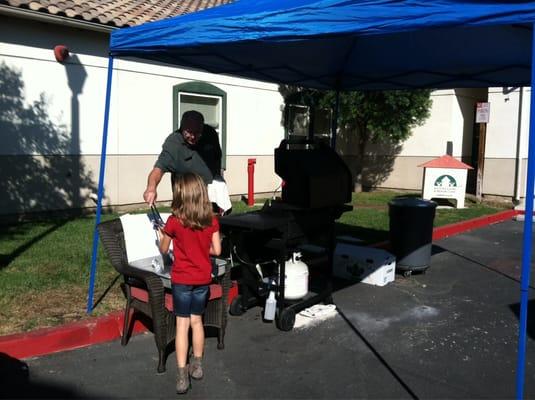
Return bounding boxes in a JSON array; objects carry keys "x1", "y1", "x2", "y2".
[{"x1": 158, "y1": 172, "x2": 221, "y2": 394}]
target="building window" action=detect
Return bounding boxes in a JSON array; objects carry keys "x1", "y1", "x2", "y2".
[
  {"x1": 178, "y1": 93, "x2": 222, "y2": 142},
  {"x1": 173, "y1": 82, "x2": 227, "y2": 169}
]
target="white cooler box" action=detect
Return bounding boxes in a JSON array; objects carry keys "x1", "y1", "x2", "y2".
[{"x1": 333, "y1": 241, "x2": 395, "y2": 286}]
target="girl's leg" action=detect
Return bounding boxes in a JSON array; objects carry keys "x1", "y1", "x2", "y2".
[
  {"x1": 189, "y1": 285, "x2": 209, "y2": 358},
  {"x1": 175, "y1": 316, "x2": 191, "y2": 368},
  {"x1": 175, "y1": 315, "x2": 191, "y2": 394},
  {"x1": 172, "y1": 284, "x2": 194, "y2": 394},
  {"x1": 190, "y1": 314, "x2": 204, "y2": 358},
  {"x1": 189, "y1": 285, "x2": 209, "y2": 380},
  {"x1": 172, "y1": 284, "x2": 194, "y2": 368}
]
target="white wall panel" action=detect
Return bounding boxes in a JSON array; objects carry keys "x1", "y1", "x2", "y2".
[
  {"x1": 397, "y1": 90, "x2": 455, "y2": 157},
  {"x1": 225, "y1": 84, "x2": 284, "y2": 155},
  {"x1": 486, "y1": 88, "x2": 520, "y2": 158},
  {"x1": 486, "y1": 87, "x2": 531, "y2": 159}
]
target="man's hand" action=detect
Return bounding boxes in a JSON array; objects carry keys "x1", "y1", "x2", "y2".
[
  {"x1": 143, "y1": 187, "x2": 157, "y2": 205},
  {"x1": 144, "y1": 167, "x2": 164, "y2": 205}
]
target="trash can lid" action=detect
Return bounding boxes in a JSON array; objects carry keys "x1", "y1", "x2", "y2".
[{"x1": 388, "y1": 197, "x2": 437, "y2": 208}]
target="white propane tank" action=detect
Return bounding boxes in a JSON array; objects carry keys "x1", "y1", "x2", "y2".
[{"x1": 284, "y1": 252, "x2": 309, "y2": 300}]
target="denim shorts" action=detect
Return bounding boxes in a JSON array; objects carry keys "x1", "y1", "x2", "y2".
[{"x1": 172, "y1": 284, "x2": 210, "y2": 317}]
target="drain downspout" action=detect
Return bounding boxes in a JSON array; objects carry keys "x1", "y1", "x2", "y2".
[{"x1": 514, "y1": 87, "x2": 524, "y2": 204}]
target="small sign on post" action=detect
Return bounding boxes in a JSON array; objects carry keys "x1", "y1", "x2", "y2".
[
  {"x1": 476, "y1": 102, "x2": 490, "y2": 124},
  {"x1": 475, "y1": 102, "x2": 489, "y2": 201}
]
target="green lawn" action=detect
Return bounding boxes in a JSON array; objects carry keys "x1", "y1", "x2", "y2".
[{"x1": 0, "y1": 192, "x2": 509, "y2": 335}]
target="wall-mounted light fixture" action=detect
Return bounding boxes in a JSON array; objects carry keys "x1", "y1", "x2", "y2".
[{"x1": 53, "y1": 45, "x2": 70, "y2": 62}]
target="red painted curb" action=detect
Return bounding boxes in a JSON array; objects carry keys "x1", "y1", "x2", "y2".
[
  {"x1": 432, "y1": 209, "x2": 520, "y2": 240},
  {"x1": 2, "y1": 281, "x2": 240, "y2": 360},
  {"x1": 0, "y1": 210, "x2": 520, "y2": 360},
  {"x1": 371, "y1": 209, "x2": 520, "y2": 249},
  {"x1": 0, "y1": 311, "x2": 147, "y2": 360}
]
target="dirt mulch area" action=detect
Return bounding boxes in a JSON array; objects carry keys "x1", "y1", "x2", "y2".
[{"x1": 0, "y1": 284, "x2": 124, "y2": 337}]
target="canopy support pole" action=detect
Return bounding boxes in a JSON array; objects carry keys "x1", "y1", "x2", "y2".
[
  {"x1": 86, "y1": 55, "x2": 115, "y2": 313},
  {"x1": 515, "y1": 25, "x2": 535, "y2": 399},
  {"x1": 331, "y1": 90, "x2": 340, "y2": 149}
]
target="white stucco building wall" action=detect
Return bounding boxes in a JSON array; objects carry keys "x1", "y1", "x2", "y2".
[
  {"x1": 484, "y1": 87, "x2": 530, "y2": 199},
  {"x1": 0, "y1": 14, "x2": 285, "y2": 215}
]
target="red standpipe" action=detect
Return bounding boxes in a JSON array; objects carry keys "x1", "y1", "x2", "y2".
[{"x1": 247, "y1": 158, "x2": 256, "y2": 206}]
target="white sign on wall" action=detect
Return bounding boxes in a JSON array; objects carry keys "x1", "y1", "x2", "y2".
[{"x1": 475, "y1": 102, "x2": 490, "y2": 124}]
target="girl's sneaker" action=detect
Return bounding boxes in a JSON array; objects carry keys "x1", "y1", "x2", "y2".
[{"x1": 189, "y1": 356, "x2": 203, "y2": 380}]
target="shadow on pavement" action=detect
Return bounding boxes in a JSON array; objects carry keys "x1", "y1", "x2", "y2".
[
  {"x1": 0, "y1": 353, "x2": 81, "y2": 399},
  {"x1": 509, "y1": 299, "x2": 535, "y2": 340}
]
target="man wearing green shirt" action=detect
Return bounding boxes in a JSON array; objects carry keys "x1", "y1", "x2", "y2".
[{"x1": 143, "y1": 110, "x2": 222, "y2": 205}]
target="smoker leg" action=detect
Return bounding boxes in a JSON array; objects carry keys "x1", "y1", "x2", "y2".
[{"x1": 229, "y1": 295, "x2": 245, "y2": 316}]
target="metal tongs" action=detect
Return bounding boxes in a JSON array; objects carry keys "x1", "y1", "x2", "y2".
[{"x1": 149, "y1": 204, "x2": 165, "y2": 230}]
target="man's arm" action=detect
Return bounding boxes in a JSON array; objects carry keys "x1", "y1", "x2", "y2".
[{"x1": 144, "y1": 167, "x2": 164, "y2": 205}]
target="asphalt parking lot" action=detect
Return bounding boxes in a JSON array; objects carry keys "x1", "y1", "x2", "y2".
[{"x1": 2, "y1": 219, "x2": 534, "y2": 399}]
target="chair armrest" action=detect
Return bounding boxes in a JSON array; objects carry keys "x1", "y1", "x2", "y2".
[
  {"x1": 212, "y1": 263, "x2": 231, "y2": 301},
  {"x1": 220, "y1": 263, "x2": 232, "y2": 306}
]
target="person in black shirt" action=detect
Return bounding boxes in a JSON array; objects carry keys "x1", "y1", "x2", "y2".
[{"x1": 143, "y1": 110, "x2": 222, "y2": 205}]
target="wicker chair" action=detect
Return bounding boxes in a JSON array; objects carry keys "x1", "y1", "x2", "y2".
[{"x1": 97, "y1": 218, "x2": 230, "y2": 373}]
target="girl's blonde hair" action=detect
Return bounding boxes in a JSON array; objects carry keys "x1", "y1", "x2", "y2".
[{"x1": 171, "y1": 173, "x2": 213, "y2": 230}]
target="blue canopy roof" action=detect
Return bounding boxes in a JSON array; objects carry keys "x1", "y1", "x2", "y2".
[{"x1": 110, "y1": 0, "x2": 535, "y2": 90}]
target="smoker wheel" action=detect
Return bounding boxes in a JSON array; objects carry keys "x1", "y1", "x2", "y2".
[
  {"x1": 403, "y1": 270, "x2": 412, "y2": 278},
  {"x1": 229, "y1": 295, "x2": 245, "y2": 316},
  {"x1": 276, "y1": 308, "x2": 295, "y2": 331}
]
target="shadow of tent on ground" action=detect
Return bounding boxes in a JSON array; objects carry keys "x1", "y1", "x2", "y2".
[
  {"x1": 0, "y1": 352, "x2": 83, "y2": 398},
  {"x1": 509, "y1": 299, "x2": 535, "y2": 340}
]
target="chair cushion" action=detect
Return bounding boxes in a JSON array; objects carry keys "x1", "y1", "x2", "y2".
[
  {"x1": 130, "y1": 286, "x2": 149, "y2": 303},
  {"x1": 130, "y1": 284, "x2": 223, "y2": 313},
  {"x1": 208, "y1": 283, "x2": 222, "y2": 300}
]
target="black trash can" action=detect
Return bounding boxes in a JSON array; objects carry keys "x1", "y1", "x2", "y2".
[{"x1": 388, "y1": 197, "x2": 437, "y2": 276}]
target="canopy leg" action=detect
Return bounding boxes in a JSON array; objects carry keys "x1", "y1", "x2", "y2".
[
  {"x1": 87, "y1": 56, "x2": 115, "y2": 313},
  {"x1": 330, "y1": 90, "x2": 340, "y2": 149},
  {"x1": 515, "y1": 25, "x2": 535, "y2": 400}
]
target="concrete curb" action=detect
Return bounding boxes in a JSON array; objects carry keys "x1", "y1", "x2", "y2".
[{"x1": 0, "y1": 209, "x2": 521, "y2": 360}]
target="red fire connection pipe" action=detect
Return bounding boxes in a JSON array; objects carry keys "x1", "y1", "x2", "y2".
[{"x1": 247, "y1": 158, "x2": 256, "y2": 206}]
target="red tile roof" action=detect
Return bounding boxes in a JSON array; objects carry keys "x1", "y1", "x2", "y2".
[
  {"x1": 419, "y1": 155, "x2": 473, "y2": 169},
  {"x1": 0, "y1": 0, "x2": 233, "y2": 28}
]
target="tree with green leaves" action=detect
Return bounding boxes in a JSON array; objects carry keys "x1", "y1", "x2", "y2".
[{"x1": 280, "y1": 86, "x2": 432, "y2": 190}]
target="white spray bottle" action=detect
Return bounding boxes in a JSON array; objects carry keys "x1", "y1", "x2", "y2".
[{"x1": 264, "y1": 290, "x2": 277, "y2": 321}]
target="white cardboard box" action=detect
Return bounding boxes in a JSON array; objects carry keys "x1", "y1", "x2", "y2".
[{"x1": 333, "y1": 243, "x2": 396, "y2": 286}]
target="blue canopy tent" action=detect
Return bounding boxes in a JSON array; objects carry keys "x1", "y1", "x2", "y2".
[{"x1": 89, "y1": 1, "x2": 535, "y2": 396}]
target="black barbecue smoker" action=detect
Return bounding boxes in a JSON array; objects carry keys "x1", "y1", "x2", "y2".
[{"x1": 220, "y1": 137, "x2": 352, "y2": 330}]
